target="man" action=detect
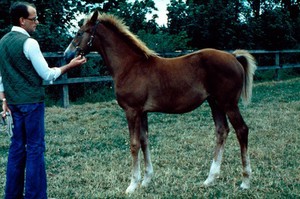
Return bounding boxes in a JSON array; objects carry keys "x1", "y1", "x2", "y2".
[{"x1": 0, "y1": 2, "x2": 86, "y2": 198}]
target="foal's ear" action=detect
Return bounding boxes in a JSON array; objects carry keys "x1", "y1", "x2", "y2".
[{"x1": 91, "y1": 10, "x2": 99, "y2": 24}]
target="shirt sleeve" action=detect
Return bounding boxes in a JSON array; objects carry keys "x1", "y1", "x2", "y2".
[
  {"x1": 24, "y1": 38, "x2": 61, "y2": 81},
  {"x1": 0, "y1": 75, "x2": 4, "y2": 92}
]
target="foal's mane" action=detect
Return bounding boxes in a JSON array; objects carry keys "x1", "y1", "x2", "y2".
[{"x1": 86, "y1": 13, "x2": 157, "y2": 58}]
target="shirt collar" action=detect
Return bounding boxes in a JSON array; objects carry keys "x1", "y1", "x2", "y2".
[{"x1": 11, "y1": 26, "x2": 30, "y2": 37}]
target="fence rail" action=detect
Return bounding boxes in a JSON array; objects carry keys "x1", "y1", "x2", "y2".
[{"x1": 42, "y1": 50, "x2": 300, "y2": 107}]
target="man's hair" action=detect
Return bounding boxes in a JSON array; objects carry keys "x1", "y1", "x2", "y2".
[{"x1": 10, "y1": 2, "x2": 36, "y2": 26}]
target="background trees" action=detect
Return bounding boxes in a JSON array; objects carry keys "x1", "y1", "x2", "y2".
[
  {"x1": 1, "y1": 0, "x2": 299, "y2": 52},
  {"x1": 168, "y1": 0, "x2": 299, "y2": 50}
]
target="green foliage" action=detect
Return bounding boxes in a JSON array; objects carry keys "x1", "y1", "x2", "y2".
[
  {"x1": 84, "y1": 0, "x2": 158, "y2": 33},
  {"x1": 168, "y1": 0, "x2": 300, "y2": 50},
  {"x1": 137, "y1": 30, "x2": 191, "y2": 52},
  {"x1": 1, "y1": 0, "x2": 299, "y2": 52},
  {"x1": 254, "y1": 8, "x2": 297, "y2": 50},
  {"x1": 167, "y1": 0, "x2": 189, "y2": 34}
]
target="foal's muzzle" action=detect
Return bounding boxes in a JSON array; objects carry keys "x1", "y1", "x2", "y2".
[{"x1": 64, "y1": 50, "x2": 76, "y2": 63}]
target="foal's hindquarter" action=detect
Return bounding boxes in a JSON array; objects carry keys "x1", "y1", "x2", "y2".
[{"x1": 120, "y1": 49, "x2": 252, "y2": 193}]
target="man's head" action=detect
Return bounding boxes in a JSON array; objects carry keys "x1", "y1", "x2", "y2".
[{"x1": 10, "y1": 2, "x2": 39, "y2": 33}]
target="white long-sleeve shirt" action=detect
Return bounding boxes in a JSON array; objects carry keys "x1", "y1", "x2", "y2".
[{"x1": 0, "y1": 26, "x2": 62, "y2": 92}]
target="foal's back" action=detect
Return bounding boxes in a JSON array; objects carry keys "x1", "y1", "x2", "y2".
[{"x1": 140, "y1": 49, "x2": 244, "y2": 113}]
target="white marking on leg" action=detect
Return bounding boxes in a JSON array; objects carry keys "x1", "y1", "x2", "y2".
[
  {"x1": 240, "y1": 155, "x2": 251, "y2": 189},
  {"x1": 203, "y1": 147, "x2": 224, "y2": 186},
  {"x1": 141, "y1": 146, "x2": 153, "y2": 187},
  {"x1": 126, "y1": 152, "x2": 141, "y2": 194}
]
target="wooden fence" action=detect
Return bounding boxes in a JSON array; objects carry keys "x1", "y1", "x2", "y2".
[{"x1": 43, "y1": 50, "x2": 300, "y2": 107}]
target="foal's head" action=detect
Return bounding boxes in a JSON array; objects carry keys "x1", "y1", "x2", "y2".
[
  {"x1": 64, "y1": 11, "x2": 157, "y2": 62},
  {"x1": 64, "y1": 11, "x2": 100, "y2": 61}
]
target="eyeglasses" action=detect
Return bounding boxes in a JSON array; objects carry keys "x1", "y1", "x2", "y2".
[{"x1": 26, "y1": 17, "x2": 38, "y2": 22}]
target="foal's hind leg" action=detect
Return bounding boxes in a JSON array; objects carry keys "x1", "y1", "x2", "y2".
[
  {"x1": 226, "y1": 105, "x2": 252, "y2": 189},
  {"x1": 140, "y1": 112, "x2": 154, "y2": 188},
  {"x1": 204, "y1": 98, "x2": 230, "y2": 186}
]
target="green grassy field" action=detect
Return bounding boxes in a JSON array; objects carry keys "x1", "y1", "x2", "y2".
[{"x1": 0, "y1": 78, "x2": 299, "y2": 198}]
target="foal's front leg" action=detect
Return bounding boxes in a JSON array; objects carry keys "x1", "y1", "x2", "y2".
[
  {"x1": 125, "y1": 111, "x2": 154, "y2": 194},
  {"x1": 140, "y1": 112, "x2": 153, "y2": 188},
  {"x1": 125, "y1": 110, "x2": 142, "y2": 194}
]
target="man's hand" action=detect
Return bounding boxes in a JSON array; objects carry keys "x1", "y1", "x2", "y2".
[
  {"x1": 2, "y1": 100, "x2": 11, "y2": 118},
  {"x1": 69, "y1": 55, "x2": 87, "y2": 68},
  {"x1": 60, "y1": 55, "x2": 87, "y2": 74}
]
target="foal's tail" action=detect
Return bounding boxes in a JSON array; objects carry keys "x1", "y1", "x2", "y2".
[{"x1": 233, "y1": 50, "x2": 257, "y2": 106}]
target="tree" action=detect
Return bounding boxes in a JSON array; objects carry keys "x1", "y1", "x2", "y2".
[
  {"x1": 254, "y1": 8, "x2": 297, "y2": 49},
  {"x1": 0, "y1": 0, "x2": 92, "y2": 51},
  {"x1": 167, "y1": 0, "x2": 299, "y2": 50},
  {"x1": 84, "y1": 0, "x2": 158, "y2": 34},
  {"x1": 2, "y1": 0, "x2": 299, "y2": 52},
  {"x1": 137, "y1": 29, "x2": 190, "y2": 53},
  {"x1": 248, "y1": 0, "x2": 261, "y2": 18},
  {"x1": 169, "y1": 0, "x2": 251, "y2": 49},
  {"x1": 0, "y1": 1, "x2": 14, "y2": 38},
  {"x1": 167, "y1": 0, "x2": 189, "y2": 34}
]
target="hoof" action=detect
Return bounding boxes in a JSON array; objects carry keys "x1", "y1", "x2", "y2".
[
  {"x1": 141, "y1": 174, "x2": 152, "y2": 188},
  {"x1": 141, "y1": 178, "x2": 151, "y2": 188},
  {"x1": 202, "y1": 179, "x2": 215, "y2": 187},
  {"x1": 203, "y1": 173, "x2": 219, "y2": 187},
  {"x1": 125, "y1": 182, "x2": 139, "y2": 194},
  {"x1": 240, "y1": 181, "x2": 250, "y2": 189}
]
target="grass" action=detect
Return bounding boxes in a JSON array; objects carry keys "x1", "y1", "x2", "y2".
[{"x1": 0, "y1": 78, "x2": 300, "y2": 198}]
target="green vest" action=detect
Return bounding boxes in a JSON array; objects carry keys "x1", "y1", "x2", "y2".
[{"x1": 0, "y1": 31, "x2": 45, "y2": 104}]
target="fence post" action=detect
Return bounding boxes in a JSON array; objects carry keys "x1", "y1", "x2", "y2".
[
  {"x1": 273, "y1": 52, "x2": 280, "y2": 80},
  {"x1": 61, "y1": 74, "x2": 70, "y2": 108}
]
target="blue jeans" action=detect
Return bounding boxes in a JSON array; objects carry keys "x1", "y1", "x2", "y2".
[{"x1": 5, "y1": 102, "x2": 47, "y2": 199}]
